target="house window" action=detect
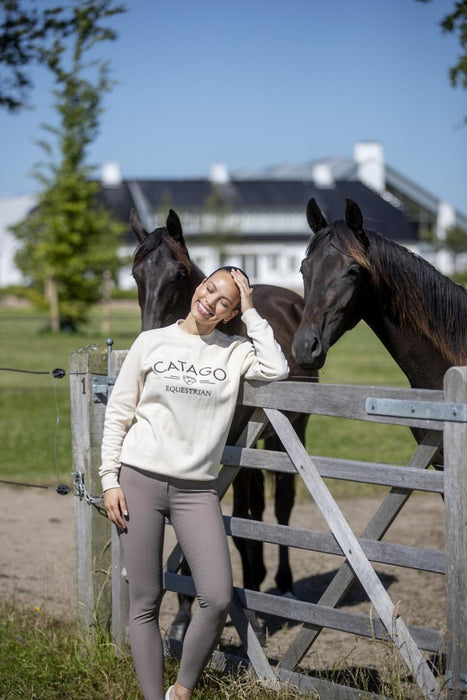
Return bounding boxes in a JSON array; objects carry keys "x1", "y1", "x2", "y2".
[{"x1": 267, "y1": 254, "x2": 281, "y2": 271}]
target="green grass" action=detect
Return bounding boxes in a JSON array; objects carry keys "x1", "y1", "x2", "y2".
[
  {"x1": 0, "y1": 602, "x2": 310, "y2": 700},
  {"x1": 0, "y1": 305, "x2": 418, "y2": 492},
  {"x1": 1, "y1": 601, "x2": 431, "y2": 700},
  {"x1": 0, "y1": 306, "x2": 141, "y2": 487}
]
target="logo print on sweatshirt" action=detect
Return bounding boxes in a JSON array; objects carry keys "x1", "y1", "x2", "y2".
[{"x1": 152, "y1": 359, "x2": 227, "y2": 385}]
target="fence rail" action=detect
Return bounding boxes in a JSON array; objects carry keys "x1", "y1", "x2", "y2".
[{"x1": 69, "y1": 347, "x2": 466, "y2": 700}]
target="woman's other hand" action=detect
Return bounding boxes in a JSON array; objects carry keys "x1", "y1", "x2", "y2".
[
  {"x1": 103, "y1": 487, "x2": 128, "y2": 530},
  {"x1": 231, "y1": 268, "x2": 253, "y2": 314}
]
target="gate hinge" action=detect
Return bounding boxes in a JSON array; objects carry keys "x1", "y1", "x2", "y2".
[
  {"x1": 92, "y1": 375, "x2": 116, "y2": 404},
  {"x1": 366, "y1": 397, "x2": 467, "y2": 423}
]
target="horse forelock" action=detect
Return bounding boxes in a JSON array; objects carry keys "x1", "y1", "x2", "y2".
[
  {"x1": 133, "y1": 227, "x2": 191, "y2": 274},
  {"x1": 339, "y1": 228, "x2": 467, "y2": 365}
]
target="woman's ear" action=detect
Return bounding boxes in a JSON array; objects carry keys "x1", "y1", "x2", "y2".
[{"x1": 227, "y1": 309, "x2": 239, "y2": 321}]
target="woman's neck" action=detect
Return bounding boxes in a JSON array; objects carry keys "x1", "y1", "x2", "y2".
[{"x1": 178, "y1": 314, "x2": 215, "y2": 336}]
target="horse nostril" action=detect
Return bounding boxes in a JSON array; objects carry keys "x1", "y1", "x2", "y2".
[{"x1": 310, "y1": 336, "x2": 321, "y2": 356}]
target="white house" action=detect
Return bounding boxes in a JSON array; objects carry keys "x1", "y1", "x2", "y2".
[{"x1": 1, "y1": 142, "x2": 465, "y2": 290}]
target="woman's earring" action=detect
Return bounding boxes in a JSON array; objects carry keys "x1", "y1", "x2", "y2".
[{"x1": 223, "y1": 319, "x2": 227, "y2": 324}]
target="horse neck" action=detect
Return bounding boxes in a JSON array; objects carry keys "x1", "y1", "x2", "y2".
[
  {"x1": 362, "y1": 293, "x2": 451, "y2": 390},
  {"x1": 188, "y1": 262, "x2": 205, "y2": 295}
]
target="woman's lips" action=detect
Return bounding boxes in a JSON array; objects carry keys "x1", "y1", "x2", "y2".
[{"x1": 197, "y1": 300, "x2": 212, "y2": 317}]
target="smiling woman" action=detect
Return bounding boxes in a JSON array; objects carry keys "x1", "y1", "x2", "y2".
[{"x1": 99, "y1": 264, "x2": 289, "y2": 700}]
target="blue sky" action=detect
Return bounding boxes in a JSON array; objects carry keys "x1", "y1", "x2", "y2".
[{"x1": 1, "y1": 0, "x2": 466, "y2": 213}]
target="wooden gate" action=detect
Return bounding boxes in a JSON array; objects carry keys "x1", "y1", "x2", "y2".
[{"x1": 70, "y1": 347, "x2": 466, "y2": 699}]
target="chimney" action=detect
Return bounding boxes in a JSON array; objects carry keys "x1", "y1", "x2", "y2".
[
  {"x1": 354, "y1": 141, "x2": 385, "y2": 193},
  {"x1": 312, "y1": 162, "x2": 334, "y2": 188},
  {"x1": 101, "y1": 161, "x2": 122, "y2": 187},
  {"x1": 209, "y1": 163, "x2": 230, "y2": 184}
]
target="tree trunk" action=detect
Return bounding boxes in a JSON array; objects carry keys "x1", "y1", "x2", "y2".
[
  {"x1": 101, "y1": 268, "x2": 112, "y2": 336},
  {"x1": 45, "y1": 275, "x2": 60, "y2": 333}
]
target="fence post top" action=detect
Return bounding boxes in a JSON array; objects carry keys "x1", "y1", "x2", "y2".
[{"x1": 444, "y1": 365, "x2": 467, "y2": 391}]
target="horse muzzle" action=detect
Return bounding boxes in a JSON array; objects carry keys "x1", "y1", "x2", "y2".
[{"x1": 291, "y1": 325, "x2": 327, "y2": 370}]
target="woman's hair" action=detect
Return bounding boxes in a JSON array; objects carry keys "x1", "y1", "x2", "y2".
[{"x1": 207, "y1": 266, "x2": 250, "y2": 310}]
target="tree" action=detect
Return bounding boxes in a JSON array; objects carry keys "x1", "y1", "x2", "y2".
[
  {"x1": 417, "y1": 0, "x2": 467, "y2": 120},
  {"x1": 0, "y1": 0, "x2": 76, "y2": 111},
  {"x1": 11, "y1": 0, "x2": 125, "y2": 332}
]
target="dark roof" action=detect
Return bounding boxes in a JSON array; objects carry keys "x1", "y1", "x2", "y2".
[
  {"x1": 96, "y1": 180, "x2": 134, "y2": 223},
  {"x1": 99, "y1": 178, "x2": 417, "y2": 243}
]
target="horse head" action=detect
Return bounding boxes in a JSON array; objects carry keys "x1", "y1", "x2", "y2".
[
  {"x1": 292, "y1": 198, "x2": 369, "y2": 369},
  {"x1": 131, "y1": 208, "x2": 197, "y2": 331}
]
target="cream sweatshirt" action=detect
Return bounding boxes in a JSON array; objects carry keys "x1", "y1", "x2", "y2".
[{"x1": 99, "y1": 308, "x2": 289, "y2": 491}]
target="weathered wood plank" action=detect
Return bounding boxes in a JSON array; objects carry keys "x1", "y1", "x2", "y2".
[
  {"x1": 274, "y1": 666, "x2": 388, "y2": 700},
  {"x1": 163, "y1": 572, "x2": 440, "y2": 653},
  {"x1": 278, "y1": 429, "x2": 442, "y2": 673},
  {"x1": 222, "y1": 516, "x2": 445, "y2": 573},
  {"x1": 228, "y1": 589, "x2": 277, "y2": 683},
  {"x1": 239, "y1": 380, "x2": 445, "y2": 429},
  {"x1": 221, "y1": 445, "x2": 445, "y2": 493},
  {"x1": 70, "y1": 345, "x2": 111, "y2": 632},
  {"x1": 164, "y1": 637, "x2": 387, "y2": 699},
  {"x1": 443, "y1": 366, "x2": 467, "y2": 698},
  {"x1": 264, "y1": 407, "x2": 440, "y2": 699}
]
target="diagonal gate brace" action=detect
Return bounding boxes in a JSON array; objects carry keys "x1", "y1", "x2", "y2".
[
  {"x1": 264, "y1": 407, "x2": 441, "y2": 700},
  {"x1": 278, "y1": 429, "x2": 443, "y2": 674}
]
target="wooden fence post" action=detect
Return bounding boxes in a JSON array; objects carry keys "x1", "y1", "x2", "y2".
[
  {"x1": 443, "y1": 366, "x2": 467, "y2": 698},
  {"x1": 70, "y1": 345, "x2": 110, "y2": 632}
]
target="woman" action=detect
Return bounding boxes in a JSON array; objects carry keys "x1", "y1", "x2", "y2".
[{"x1": 100, "y1": 267, "x2": 289, "y2": 700}]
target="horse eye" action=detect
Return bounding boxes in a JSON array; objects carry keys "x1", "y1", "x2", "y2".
[{"x1": 347, "y1": 266, "x2": 360, "y2": 278}]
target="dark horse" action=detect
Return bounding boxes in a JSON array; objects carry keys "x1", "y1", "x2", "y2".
[
  {"x1": 292, "y1": 196, "x2": 467, "y2": 395},
  {"x1": 131, "y1": 208, "x2": 316, "y2": 639}
]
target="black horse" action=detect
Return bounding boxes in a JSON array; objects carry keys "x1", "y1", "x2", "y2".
[
  {"x1": 131, "y1": 208, "x2": 317, "y2": 639},
  {"x1": 292, "y1": 197, "x2": 467, "y2": 392}
]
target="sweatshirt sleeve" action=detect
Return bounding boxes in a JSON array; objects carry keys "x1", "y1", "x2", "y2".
[
  {"x1": 99, "y1": 333, "x2": 146, "y2": 492},
  {"x1": 239, "y1": 308, "x2": 289, "y2": 381}
]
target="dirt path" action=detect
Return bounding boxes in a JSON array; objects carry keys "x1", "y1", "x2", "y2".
[{"x1": 1, "y1": 485, "x2": 446, "y2": 674}]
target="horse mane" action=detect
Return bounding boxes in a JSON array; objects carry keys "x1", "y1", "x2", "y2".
[
  {"x1": 328, "y1": 222, "x2": 467, "y2": 365},
  {"x1": 133, "y1": 226, "x2": 192, "y2": 273}
]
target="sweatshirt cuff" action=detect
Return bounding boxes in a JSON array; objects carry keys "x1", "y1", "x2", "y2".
[
  {"x1": 101, "y1": 472, "x2": 120, "y2": 492},
  {"x1": 241, "y1": 307, "x2": 263, "y2": 325}
]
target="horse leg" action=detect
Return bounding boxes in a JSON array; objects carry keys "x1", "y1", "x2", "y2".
[
  {"x1": 247, "y1": 468, "x2": 267, "y2": 589},
  {"x1": 270, "y1": 413, "x2": 307, "y2": 595},
  {"x1": 168, "y1": 558, "x2": 194, "y2": 641},
  {"x1": 232, "y1": 468, "x2": 266, "y2": 590}
]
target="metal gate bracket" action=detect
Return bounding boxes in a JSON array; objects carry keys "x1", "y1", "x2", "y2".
[
  {"x1": 366, "y1": 397, "x2": 467, "y2": 423},
  {"x1": 92, "y1": 375, "x2": 115, "y2": 404}
]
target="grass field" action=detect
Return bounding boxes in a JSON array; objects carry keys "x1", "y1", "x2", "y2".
[{"x1": 0, "y1": 303, "x2": 417, "y2": 492}]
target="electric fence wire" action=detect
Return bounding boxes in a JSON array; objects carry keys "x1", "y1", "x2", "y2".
[
  {"x1": 1, "y1": 364, "x2": 109, "y2": 509},
  {"x1": 0, "y1": 365, "x2": 70, "y2": 495}
]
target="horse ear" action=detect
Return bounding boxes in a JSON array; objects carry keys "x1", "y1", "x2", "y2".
[
  {"x1": 345, "y1": 198, "x2": 369, "y2": 249},
  {"x1": 306, "y1": 198, "x2": 328, "y2": 233},
  {"x1": 166, "y1": 209, "x2": 186, "y2": 247},
  {"x1": 129, "y1": 208, "x2": 149, "y2": 244}
]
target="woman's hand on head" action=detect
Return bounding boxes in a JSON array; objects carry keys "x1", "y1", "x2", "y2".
[
  {"x1": 103, "y1": 487, "x2": 128, "y2": 531},
  {"x1": 231, "y1": 269, "x2": 253, "y2": 314}
]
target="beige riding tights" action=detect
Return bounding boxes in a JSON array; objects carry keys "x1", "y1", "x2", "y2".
[{"x1": 118, "y1": 464, "x2": 232, "y2": 700}]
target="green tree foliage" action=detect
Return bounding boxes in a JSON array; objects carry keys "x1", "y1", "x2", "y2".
[
  {"x1": 11, "y1": 0, "x2": 126, "y2": 332},
  {"x1": 445, "y1": 224, "x2": 467, "y2": 254},
  {"x1": 417, "y1": 0, "x2": 467, "y2": 121},
  {"x1": 0, "y1": 0, "x2": 74, "y2": 111}
]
